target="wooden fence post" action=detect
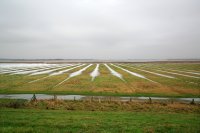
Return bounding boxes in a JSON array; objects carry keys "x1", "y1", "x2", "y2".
[
  {"x1": 149, "y1": 97, "x2": 152, "y2": 104},
  {"x1": 31, "y1": 94, "x2": 37, "y2": 102},
  {"x1": 53, "y1": 94, "x2": 57, "y2": 101},
  {"x1": 190, "y1": 99, "x2": 195, "y2": 105}
]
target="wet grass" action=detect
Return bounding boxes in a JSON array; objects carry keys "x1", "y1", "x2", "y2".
[
  {"x1": 0, "y1": 65, "x2": 87, "y2": 92},
  {"x1": 117, "y1": 64, "x2": 200, "y2": 96},
  {"x1": 0, "y1": 63, "x2": 200, "y2": 97}
]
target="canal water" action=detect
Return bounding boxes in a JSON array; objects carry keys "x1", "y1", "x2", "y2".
[{"x1": 0, "y1": 94, "x2": 199, "y2": 102}]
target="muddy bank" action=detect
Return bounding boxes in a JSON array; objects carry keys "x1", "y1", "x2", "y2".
[{"x1": 0, "y1": 98, "x2": 199, "y2": 113}]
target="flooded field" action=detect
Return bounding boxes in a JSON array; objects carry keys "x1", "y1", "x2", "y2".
[{"x1": 0, "y1": 62, "x2": 200, "y2": 97}]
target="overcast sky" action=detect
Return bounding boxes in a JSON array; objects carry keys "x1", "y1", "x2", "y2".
[{"x1": 0, "y1": 0, "x2": 200, "y2": 59}]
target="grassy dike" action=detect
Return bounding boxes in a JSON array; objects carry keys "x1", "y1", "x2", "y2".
[{"x1": 0, "y1": 99, "x2": 200, "y2": 133}]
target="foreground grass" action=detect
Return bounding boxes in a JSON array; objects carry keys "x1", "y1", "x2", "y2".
[
  {"x1": 0, "y1": 99, "x2": 200, "y2": 133},
  {"x1": 0, "y1": 108, "x2": 199, "y2": 133}
]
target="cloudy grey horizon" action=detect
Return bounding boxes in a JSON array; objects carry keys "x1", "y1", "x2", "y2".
[{"x1": 0, "y1": 0, "x2": 200, "y2": 60}]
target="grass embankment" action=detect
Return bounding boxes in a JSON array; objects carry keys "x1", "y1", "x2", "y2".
[
  {"x1": 0, "y1": 99, "x2": 200, "y2": 132},
  {"x1": 1, "y1": 99, "x2": 200, "y2": 113}
]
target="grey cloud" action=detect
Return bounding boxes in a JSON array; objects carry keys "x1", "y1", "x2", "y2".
[{"x1": 0, "y1": 0, "x2": 200, "y2": 59}]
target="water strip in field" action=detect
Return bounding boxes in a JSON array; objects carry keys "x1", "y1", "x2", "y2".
[
  {"x1": 128, "y1": 64, "x2": 200, "y2": 79},
  {"x1": 50, "y1": 64, "x2": 85, "y2": 76},
  {"x1": 163, "y1": 69, "x2": 200, "y2": 76},
  {"x1": 151, "y1": 66, "x2": 200, "y2": 74},
  {"x1": 29, "y1": 65, "x2": 72, "y2": 75},
  {"x1": 1, "y1": 67, "x2": 36, "y2": 72},
  {"x1": 0, "y1": 64, "x2": 56, "y2": 72},
  {"x1": 54, "y1": 64, "x2": 93, "y2": 87},
  {"x1": 111, "y1": 64, "x2": 157, "y2": 83},
  {"x1": 0, "y1": 68, "x2": 44, "y2": 74},
  {"x1": 12, "y1": 64, "x2": 74, "y2": 75},
  {"x1": 119, "y1": 64, "x2": 175, "y2": 79},
  {"x1": 104, "y1": 64, "x2": 124, "y2": 81},
  {"x1": 1, "y1": 64, "x2": 63, "y2": 74},
  {"x1": 0, "y1": 63, "x2": 55, "y2": 68},
  {"x1": 90, "y1": 64, "x2": 100, "y2": 81},
  {"x1": 28, "y1": 64, "x2": 84, "y2": 83},
  {"x1": 125, "y1": 64, "x2": 200, "y2": 85},
  {"x1": 155, "y1": 69, "x2": 200, "y2": 79},
  {"x1": 142, "y1": 66, "x2": 200, "y2": 75},
  {"x1": 181, "y1": 69, "x2": 200, "y2": 73},
  {"x1": 13, "y1": 67, "x2": 58, "y2": 75},
  {"x1": 23, "y1": 65, "x2": 73, "y2": 75},
  {"x1": 0, "y1": 94, "x2": 199, "y2": 103}
]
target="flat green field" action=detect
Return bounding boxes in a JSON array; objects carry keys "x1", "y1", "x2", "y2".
[
  {"x1": 0, "y1": 63, "x2": 199, "y2": 97},
  {"x1": 1, "y1": 109, "x2": 200, "y2": 133}
]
